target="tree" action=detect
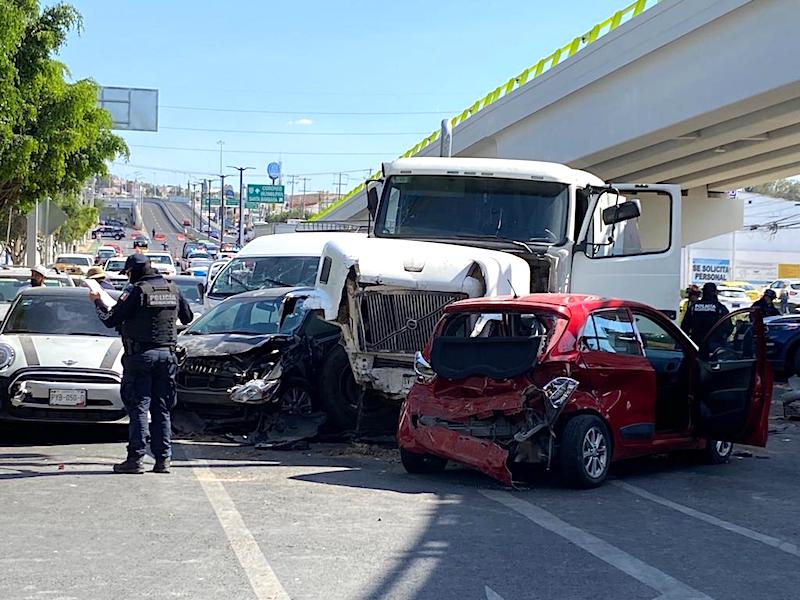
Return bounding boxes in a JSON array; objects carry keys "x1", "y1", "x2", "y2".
[
  {"x1": 0, "y1": 0, "x2": 128, "y2": 254},
  {"x1": 745, "y1": 179, "x2": 800, "y2": 202}
]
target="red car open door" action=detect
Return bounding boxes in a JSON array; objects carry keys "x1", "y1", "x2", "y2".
[{"x1": 691, "y1": 308, "x2": 772, "y2": 446}]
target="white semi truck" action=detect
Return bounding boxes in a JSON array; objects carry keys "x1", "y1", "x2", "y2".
[{"x1": 307, "y1": 157, "x2": 682, "y2": 427}]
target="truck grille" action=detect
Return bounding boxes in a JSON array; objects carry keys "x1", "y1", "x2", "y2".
[{"x1": 358, "y1": 290, "x2": 466, "y2": 354}]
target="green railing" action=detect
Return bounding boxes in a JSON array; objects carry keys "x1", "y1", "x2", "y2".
[{"x1": 311, "y1": 0, "x2": 662, "y2": 221}]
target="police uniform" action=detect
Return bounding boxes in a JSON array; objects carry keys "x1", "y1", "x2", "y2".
[
  {"x1": 680, "y1": 295, "x2": 729, "y2": 345},
  {"x1": 752, "y1": 296, "x2": 780, "y2": 317},
  {"x1": 94, "y1": 254, "x2": 193, "y2": 473}
]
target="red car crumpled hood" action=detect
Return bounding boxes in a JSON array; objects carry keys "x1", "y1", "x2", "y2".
[{"x1": 398, "y1": 378, "x2": 529, "y2": 485}]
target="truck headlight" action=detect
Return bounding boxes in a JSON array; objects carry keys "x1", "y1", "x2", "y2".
[{"x1": 0, "y1": 343, "x2": 16, "y2": 369}]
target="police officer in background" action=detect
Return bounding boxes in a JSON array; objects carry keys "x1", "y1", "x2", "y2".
[
  {"x1": 90, "y1": 253, "x2": 192, "y2": 474},
  {"x1": 752, "y1": 288, "x2": 780, "y2": 317},
  {"x1": 680, "y1": 282, "x2": 730, "y2": 345}
]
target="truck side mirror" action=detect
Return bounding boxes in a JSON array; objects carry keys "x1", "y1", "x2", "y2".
[
  {"x1": 366, "y1": 186, "x2": 379, "y2": 218},
  {"x1": 602, "y1": 201, "x2": 640, "y2": 226}
]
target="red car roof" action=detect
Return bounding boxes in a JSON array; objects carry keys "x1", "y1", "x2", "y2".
[{"x1": 444, "y1": 293, "x2": 649, "y2": 318}]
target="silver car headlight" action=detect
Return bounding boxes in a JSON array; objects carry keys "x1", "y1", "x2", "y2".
[
  {"x1": 229, "y1": 378, "x2": 281, "y2": 404},
  {"x1": 0, "y1": 343, "x2": 16, "y2": 369}
]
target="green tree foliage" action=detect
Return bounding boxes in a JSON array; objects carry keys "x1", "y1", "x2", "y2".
[
  {"x1": 0, "y1": 0, "x2": 127, "y2": 242},
  {"x1": 745, "y1": 179, "x2": 800, "y2": 202}
]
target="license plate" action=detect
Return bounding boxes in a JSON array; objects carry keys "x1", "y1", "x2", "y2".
[
  {"x1": 49, "y1": 389, "x2": 86, "y2": 407},
  {"x1": 732, "y1": 303, "x2": 741, "y2": 308}
]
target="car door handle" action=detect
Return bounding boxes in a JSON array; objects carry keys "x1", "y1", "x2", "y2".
[{"x1": 710, "y1": 363, "x2": 721, "y2": 371}]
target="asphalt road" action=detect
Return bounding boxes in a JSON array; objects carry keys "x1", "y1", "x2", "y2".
[{"x1": 2, "y1": 408, "x2": 800, "y2": 600}]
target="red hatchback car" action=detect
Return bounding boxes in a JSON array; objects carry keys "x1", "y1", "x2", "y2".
[{"x1": 398, "y1": 294, "x2": 772, "y2": 488}]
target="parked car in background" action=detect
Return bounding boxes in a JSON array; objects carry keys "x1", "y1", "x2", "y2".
[
  {"x1": 145, "y1": 252, "x2": 177, "y2": 277},
  {"x1": 399, "y1": 294, "x2": 772, "y2": 488},
  {"x1": 0, "y1": 288, "x2": 126, "y2": 423},
  {"x1": 95, "y1": 246, "x2": 118, "y2": 265},
  {"x1": 722, "y1": 281, "x2": 760, "y2": 302},
  {"x1": 182, "y1": 219, "x2": 192, "y2": 228},
  {"x1": 53, "y1": 254, "x2": 93, "y2": 276},
  {"x1": 91, "y1": 226, "x2": 125, "y2": 240},
  {"x1": 0, "y1": 268, "x2": 74, "y2": 320},
  {"x1": 766, "y1": 279, "x2": 800, "y2": 313},
  {"x1": 765, "y1": 313, "x2": 800, "y2": 379},
  {"x1": 717, "y1": 286, "x2": 751, "y2": 312},
  {"x1": 103, "y1": 258, "x2": 129, "y2": 290},
  {"x1": 180, "y1": 241, "x2": 203, "y2": 272}
]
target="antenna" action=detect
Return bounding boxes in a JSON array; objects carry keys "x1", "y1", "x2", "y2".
[{"x1": 507, "y1": 277, "x2": 519, "y2": 298}]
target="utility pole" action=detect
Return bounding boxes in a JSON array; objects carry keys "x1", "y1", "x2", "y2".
[
  {"x1": 228, "y1": 165, "x2": 253, "y2": 247},
  {"x1": 216, "y1": 140, "x2": 224, "y2": 175},
  {"x1": 285, "y1": 175, "x2": 299, "y2": 211},
  {"x1": 298, "y1": 177, "x2": 310, "y2": 214},
  {"x1": 204, "y1": 178, "x2": 212, "y2": 236},
  {"x1": 217, "y1": 174, "x2": 229, "y2": 238}
]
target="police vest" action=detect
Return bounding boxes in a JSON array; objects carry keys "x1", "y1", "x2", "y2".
[{"x1": 120, "y1": 280, "x2": 179, "y2": 346}]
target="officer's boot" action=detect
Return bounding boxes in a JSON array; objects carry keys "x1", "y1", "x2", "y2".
[
  {"x1": 152, "y1": 459, "x2": 171, "y2": 474},
  {"x1": 113, "y1": 459, "x2": 145, "y2": 474}
]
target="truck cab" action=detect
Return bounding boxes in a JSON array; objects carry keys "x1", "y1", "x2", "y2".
[{"x1": 309, "y1": 157, "x2": 681, "y2": 426}]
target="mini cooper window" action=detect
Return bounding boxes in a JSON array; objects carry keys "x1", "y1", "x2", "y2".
[
  {"x1": 582, "y1": 309, "x2": 641, "y2": 355},
  {"x1": 4, "y1": 297, "x2": 118, "y2": 337}
]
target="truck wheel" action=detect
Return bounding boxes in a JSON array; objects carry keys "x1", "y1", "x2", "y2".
[
  {"x1": 558, "y1": 415, "x2": 612, "y2": 488},
  {"x1": 319, "y1": 345, "x2": 361, "y2": 430},
  {"x1": 400, "y1": 448, "x2": 447, "y2": 474},
  {"x1": 703, "y1": 440, "x2": 733, "y2": 464}
]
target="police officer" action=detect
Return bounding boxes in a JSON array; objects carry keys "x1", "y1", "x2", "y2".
[
  {"x1": 680, "y1": 282, "x2": 729, "y2": 345},
  {"x1": 90, "y1": 253, "x2": 192, "y2": 474},
  {"x1": 752, "y1": 288, "x2": 780, "y2": 317}
]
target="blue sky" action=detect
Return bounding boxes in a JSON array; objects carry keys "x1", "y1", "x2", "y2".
[{"x1": 56, "y1": 0, "x2": 629, "y2": 194}]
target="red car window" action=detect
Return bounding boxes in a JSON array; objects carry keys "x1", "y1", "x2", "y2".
[{"x1": 582, "y1": 309, "x2": 642, "y2": 356}]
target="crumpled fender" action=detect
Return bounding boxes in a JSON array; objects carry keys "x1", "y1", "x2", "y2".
[{"x1": 398, "y1": 394, "x2": 513, "y2": 485}]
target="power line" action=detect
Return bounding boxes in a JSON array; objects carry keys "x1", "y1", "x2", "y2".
[
  {"x1": 128, "y1": 144, "x2": 395, "y2": 156},
  {"x1": 109, "y1": 161, "x2": 373, "y2": 178},
  {"x1": 161, "y1": 126, "x2": 428, "y2": 136},
  {"x1": 160, "y1": 104, "x2": 456, "y2": 116}
]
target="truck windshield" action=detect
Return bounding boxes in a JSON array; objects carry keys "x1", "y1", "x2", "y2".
[
  {"x1": 207, "y1": 256, "x2": 319, "y2": 299},
  {"x1": 375, "y1": 175, "x2": 570, "y2": 244}
]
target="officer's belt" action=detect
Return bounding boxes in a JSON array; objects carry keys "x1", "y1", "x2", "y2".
[{"x1": 123, "y1": 339, "x2": 176, "y2": 354}]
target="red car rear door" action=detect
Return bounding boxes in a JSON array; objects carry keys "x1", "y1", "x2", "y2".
[{"x1": 691, "y1": 308, "x2": 772, "y2": 446}]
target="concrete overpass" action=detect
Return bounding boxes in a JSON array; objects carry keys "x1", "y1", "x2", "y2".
[{"x1": 319, "y1": 0, "x2": 800, "y2": 244}]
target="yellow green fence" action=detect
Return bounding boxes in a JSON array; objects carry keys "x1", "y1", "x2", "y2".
[{"x1": 311, "y1": 0, "x2": 662, "y2": 221}]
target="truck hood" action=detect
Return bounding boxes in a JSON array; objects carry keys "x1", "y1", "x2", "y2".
[{"x1": 310, "y1": 237, "x2": 531, "y2": 319}]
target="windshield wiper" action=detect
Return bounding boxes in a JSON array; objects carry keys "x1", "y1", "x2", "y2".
[
  {"x1": 220, "y1": 272, "x2": 254, "y2": 292},
  {"x1": 261, "y1": 277, "x2": 292, "y2": 288},
  {"x1": 452, "y1": 234, "x2": 536, "y2": 254}
]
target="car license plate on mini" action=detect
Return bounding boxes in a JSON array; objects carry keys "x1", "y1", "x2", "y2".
[{"x1": 49, "y1": 389, "x2": 86, "y2": 407}]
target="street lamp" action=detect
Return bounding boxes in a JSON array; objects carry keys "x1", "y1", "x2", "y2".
[
  {"x1": 217, "y1": 173, "x2": 231, "y2": 238},
  {"x1": 228, "y1": 165, "x2": 254, "y2": 247}
]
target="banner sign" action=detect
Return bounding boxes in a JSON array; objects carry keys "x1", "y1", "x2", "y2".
[
  {"x1": 691, "y1": 258, "x2": 730, "y2": 284},
  {"x1": 247, "y1": 184, "x2": 284, "y2": 204}
]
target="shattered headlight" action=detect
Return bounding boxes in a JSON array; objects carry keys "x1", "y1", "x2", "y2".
[
  {"x1": 543, "y1": 377, "x2": 579, "y2": 409},
  {"x1": 229, "y1": 378, "x2": 281, "y2": 404}
]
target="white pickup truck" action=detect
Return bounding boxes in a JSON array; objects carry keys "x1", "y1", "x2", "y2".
[{"x1": 307, "y1": 157, "x2": 683, "y2": 427}]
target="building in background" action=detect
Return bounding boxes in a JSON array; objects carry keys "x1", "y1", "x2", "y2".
[{"x1": 685, "y1": 191, "x2": 800, "y2": 285}]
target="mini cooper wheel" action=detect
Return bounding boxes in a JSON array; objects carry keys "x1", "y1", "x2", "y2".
[
  {"x1": 559, "y1": 415, "x2": 612, "y2": 488},
  {"x1": 704, "y1": 440, "x2": 733, "y2": 464},
  {"x1": 400, "y1": 448, "x2": 448, "y2": 474}
]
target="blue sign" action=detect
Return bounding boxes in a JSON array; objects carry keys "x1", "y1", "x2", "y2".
[
  {"x1": 691, "y1": 258, "x2": 730, "y2": 284},
  {"x1": 224, "y1": 188, "x2": 235, "y2": 199},
  {"x1": 267, "y1": 162, "x2": 281, "y2": 180}
]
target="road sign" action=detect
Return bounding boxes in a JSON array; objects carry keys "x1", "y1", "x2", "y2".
[
  {"x1": 28, "y1": 199, "x2": 68, "y2": 236},
  {"x1": 225, "y1": 188, "x2": 235, "y2": 199},
  {"x1": 267, "y1": 162, "x2": 281, "y2": 180},
  {"x1": 247, "y1": 184, "x2": 284, "y2": 204},
  {"x1": 207, "y1": 197, "x2": 221, "y2": 207}
]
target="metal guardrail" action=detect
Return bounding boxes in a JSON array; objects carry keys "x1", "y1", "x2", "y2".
[{"x1": 311, "y1": 0, "x2": 662, "y2": 222}]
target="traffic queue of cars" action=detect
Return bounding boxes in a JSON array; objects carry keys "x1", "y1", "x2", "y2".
[{"x1": 0, "y1": 218, "x2": 780, "y2": 489}]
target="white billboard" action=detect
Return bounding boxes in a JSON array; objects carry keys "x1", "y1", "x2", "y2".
[{"x1": 99, "y1": 86, "x2": 158, "y2": 132}]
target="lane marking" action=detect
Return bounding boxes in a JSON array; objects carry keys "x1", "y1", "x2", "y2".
[
  {"x1": 613, "y1": 481, "x2": 800, "y2": 558},
  {"x1": 481, "y1": 490, "x2": 712, "y2": 600},
  {"x1": 181, "y1": 448, "x2": 291, "y2": 600},
  {"x1": 485, "y1": 585, "x2": 508, "y2": 600}
]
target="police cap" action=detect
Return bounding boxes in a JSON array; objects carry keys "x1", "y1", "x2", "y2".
[{"x1": 121, "y1": 253, "x2": 150, "y2": 274}]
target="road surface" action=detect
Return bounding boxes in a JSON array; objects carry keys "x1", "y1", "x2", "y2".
[{"x1": 2, "y1": 416, "x2": 799, "y2": 600}]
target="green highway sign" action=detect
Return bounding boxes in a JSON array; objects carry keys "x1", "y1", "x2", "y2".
[
  {"x1": 207, "y1": 197, "x2": 221, "y2": 207},
  {"x1": 206, "y1": 197, "x2": 238, "y2": 207},
  {"x1": 247, "y1": 183, "x2": 284, "y2": 204}
]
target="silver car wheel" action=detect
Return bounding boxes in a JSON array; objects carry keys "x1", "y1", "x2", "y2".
[
  {"x1": 715, "y1": 441, "x2": 732, "y2": 456},
  {"x1": 582, "y1": 426, "x2": 608, "y2": 479}
]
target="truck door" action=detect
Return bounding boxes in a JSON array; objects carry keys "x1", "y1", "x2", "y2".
[
  {"x1": 691, "y1": 308, "x2": 772, "y2": 447},
  {"x1": 570, "y1": 184, "x2": 681, "y2": 319}
]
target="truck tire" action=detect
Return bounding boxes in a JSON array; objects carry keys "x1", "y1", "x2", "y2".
[
  {"x1": 558, "y1": 415, "x2": 612, "y2": 488},
  {"x1": 319, "y1": 345, "x2": 361, "y2": 431},
  {"x1": 400, "y1": 448, "x2": 447, "y2": 474}
]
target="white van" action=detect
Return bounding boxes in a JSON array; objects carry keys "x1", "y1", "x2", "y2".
[{"x1": 203, "y1": 232, "x2": 366, "y2": 311}]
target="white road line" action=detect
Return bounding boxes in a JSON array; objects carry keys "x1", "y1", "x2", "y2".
[
  {"x1": 485, "y1": 585, "x2": 508, "y2": 600},
  {"x1": 181, "y1": 449, "x2": 291, "y2": 600},
  {"x1": 481, "y1": 490, "x2": 713, "y2": 600},
  {"x1": 613, "y1": 480, "x2": 800, "y2": 558}
]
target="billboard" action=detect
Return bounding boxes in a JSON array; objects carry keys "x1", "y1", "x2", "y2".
[
  {"x1": 691, "y1": 258, "x2": 730, "y2": 284},
  {"x1": 99, "y1": 86, "x2": 158, "y2": 132}
]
